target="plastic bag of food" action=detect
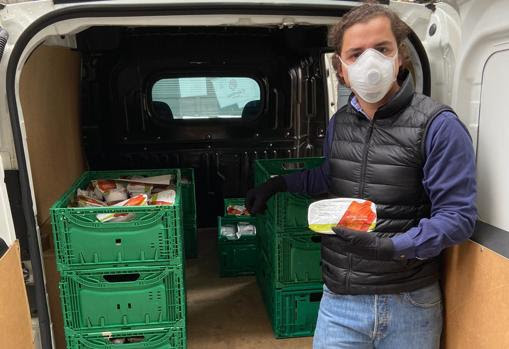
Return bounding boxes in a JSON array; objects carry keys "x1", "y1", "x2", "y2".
[
  {"x1": 151, "y1": 184, "x2": 176, "y2": 194},
  {"x1": 237, "y1": 222, "x2": 256, "y2": 237},
  {"x1": 103, "y1": 187, "x2": 128, "y2": 204},
  {"x1": 115, "y1": 174, "x2": 175, "y2": 186},
  {"x1": 149, "y1": 189, "x2": 176, "y2": 206},
  {"x1": 220, "y1": 224, "x2": 237, "y2": 240},
  {"x1": 96, "y1": 194, "x2": 148, "y2": 223},
  {"x1": 77, "y1": 194, "x2": 106, "y2": 208},
  {"x1": 226, "y1": 204, "x2": 250, "y2": 216},
  {"x1": 307, "y1": 198, "x2": 376, "y2": 234},
  {"x1": 91, "y1": 179, "x2": 126, "y2": 201},
  {"x1": 126, "y1": 182, "x2": 153, "y2": 197}
]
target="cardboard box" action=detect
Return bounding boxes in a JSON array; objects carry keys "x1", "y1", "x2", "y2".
[{"x1": 0, "y1": 240, "x2": 34, "y2": 349}]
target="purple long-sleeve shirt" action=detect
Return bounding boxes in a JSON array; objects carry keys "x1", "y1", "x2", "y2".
[{"x1": 284, "y1": 97, "x2": 477, "y2": 260}]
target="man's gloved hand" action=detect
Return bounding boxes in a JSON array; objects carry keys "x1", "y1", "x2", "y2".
[
  {"x1": 331, "y1": 226, "x2": 395, "y2": 261},
  {"x1": 245, "y1": 176, "x2": 287, "y2": 214}
]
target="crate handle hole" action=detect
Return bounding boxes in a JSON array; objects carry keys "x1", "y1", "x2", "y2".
[
  {"x1": 281, "y1": 162, "x2": 305, "y2": 170},
  {"x1": 108, "y1": 336, "x2": 145, "y2": 344},
  {"x1": 115, "y1": 238, "x2": 122, "y2": 245},
  {"x1": 103, "y1": 273, "x2": 140, "y2": 283},
  {"x1": 116, "y1": 304, "x2": 120, "y2": 310},
  {"x1": 310, "y1": 293, "x2": 323, "y2": 302},
  {"x1": 128, "y1": 303, "x2": 132, "y2": 309}
]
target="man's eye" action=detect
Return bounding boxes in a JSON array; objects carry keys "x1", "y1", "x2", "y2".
[{"x1": 377, "y1": 47, "x2": 387, "y2": 54}]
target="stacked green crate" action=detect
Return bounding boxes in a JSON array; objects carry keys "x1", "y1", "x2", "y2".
[
  {"x1": 254, "y1": 158, "x2": 325, "y2": 338},
  {"x1": 217, "y1": 198, "x2": 258, "y2": 277},
  {"x1": 51, "y1": 169, "x2": 187, "y2": 349},
  {"x1": 181, "y1": 168, "x2": 197, "y2": 258}
]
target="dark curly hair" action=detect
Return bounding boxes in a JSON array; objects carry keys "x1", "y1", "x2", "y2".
[{"x1": 329, "y1": 2, "x2": 412, "y2": 84}]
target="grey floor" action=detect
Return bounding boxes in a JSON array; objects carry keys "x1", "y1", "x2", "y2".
[{"x1": 185, "y1": 229, "x2": 313, "y2": 349}]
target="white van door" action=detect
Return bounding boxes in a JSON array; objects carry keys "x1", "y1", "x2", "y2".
[{"x1": 0, "y1": 154, "x2": 16, "y2": 245}]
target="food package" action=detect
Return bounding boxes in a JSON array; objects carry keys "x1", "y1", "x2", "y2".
[
  {"x1": 110, "y1": 339, "x2": 126, "y2": 344},
  {"x1": 126, "y1": 337, "x2": 144, "y2": 343},
  {"x1": 91, "y1": 179, "x2": 126, "y2": 202},
  {"x1": 96, "y1": 194, "x2": 148, "y2": 223},
  {"x1": 151, "y1": 185, "x2": 175, "y2": 194},
  {"x1": 103, "y1": 187, "x2": 128, "y2": 204},
  {"x1": 307, "y1": 198, "x2": 376, "y2": 234},
  {"x1": 77, "y1": 194, "x2": 107, "y2": 208},
  {"x1": 149, "y1": 189, "x2": 176, "y2": 206},
  {"x1": 126, "y1": 182, "x2": 153, "y2": 197},
  {"x1": 237, "y1": 222, "x2": 256, "y2": 237},
  {"x1": 226, "y1": 204, "x2": 250, "y2": 216},
  {"x1": 220, "y1": 224, "x2": 237, "y2": 240},
  {"x1": 115, "y1": 174, "x2": 174, "y2": 186}
]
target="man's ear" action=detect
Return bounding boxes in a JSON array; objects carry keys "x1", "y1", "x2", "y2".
[
  {"x1": 398, "y1": 51, "x2": 403, "y2": 68},
  {"x1": 339, "y1": 62, "x2": 349, "y2": 88}
]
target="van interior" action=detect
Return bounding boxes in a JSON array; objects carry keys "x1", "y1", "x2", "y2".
[
  {"x1": 10, "y1": 8, "x2": 509, "y2": 348},
  {"x1": 19, "y1": 24, "x2": 332, "y2": 348}
]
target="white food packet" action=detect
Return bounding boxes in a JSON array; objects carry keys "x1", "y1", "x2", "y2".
[
  {"x1": 127, "y1": 182, "x2": 153, "y2": 196},
  {"x1": 104, "y1": 187, "x2": 128, "y2": 204},
  {"x1": 149, "y1": 189, "x2": 176, "y2": 206},
  {"x1": 237, "y1": 222, "x2": 256, "y2": 237},
  {"x1": 307, "y1": 198, "x2": 377, "y2": 234},
  {"x1": 221, "y1": 225, "x2": 237, "y2": 240},
  {"x1": 97, "y1": 194, "x2": 147, "y2": 223}
]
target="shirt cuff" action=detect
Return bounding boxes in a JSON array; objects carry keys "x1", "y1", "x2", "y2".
[{"x1": 391, "y1": 233, "x2": 417, "y2": 260}]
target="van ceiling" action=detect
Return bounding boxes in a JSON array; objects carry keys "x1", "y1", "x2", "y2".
[{"x1": 76, "y1": 25, "x2": 329, "y2": 226}]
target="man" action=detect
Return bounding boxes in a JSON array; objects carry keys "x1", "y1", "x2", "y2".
[{"x1": 246, "y1": 3, "x2": 476, "y2": 349}]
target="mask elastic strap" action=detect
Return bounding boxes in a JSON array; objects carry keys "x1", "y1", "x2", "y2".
[{"x1": 335, "y1": 53, "x2": 349, "y2": 68}]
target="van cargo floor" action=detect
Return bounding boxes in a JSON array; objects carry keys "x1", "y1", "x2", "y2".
[{"x1": 185, "y1": 228, "x2": 313, "y2": 349}]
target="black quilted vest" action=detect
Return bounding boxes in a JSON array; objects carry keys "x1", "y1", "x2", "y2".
[{"x1": 323, "y1": 77, "x2": 452, "y2": 294}]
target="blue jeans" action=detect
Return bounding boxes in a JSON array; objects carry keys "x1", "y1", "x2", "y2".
[{"x1": 313, "y1": 282, "x2": 443, "y2": 349}]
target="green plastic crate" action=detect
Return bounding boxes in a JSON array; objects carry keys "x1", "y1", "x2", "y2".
[
  {"x1": 65, "y1": 326, "x2": 186, "y2": 349},
  {"x1": 183, "y1": 222, "x2": 197, "y2": 259},
  {"x1": 256, "y1": 253, "x2": 323, "y2": 339},
  {"x1": 254, "y1": 158, "x2": 324, "y2": 233},
  {"x1": 59, "y1": 265, "x2": 185, "y2": 331},
  {"x1": 257, "y1": 217, "x2": 322, "y2": 287},
  {"x1": 218, "y1": 216, "x2": 257, "y2": 276},
  {"x1": 50, "y1": 169, "x2": 183, "y2": 271},
  {"x1": 218, "y1": 241, "x2": 257, "y2": 277}
]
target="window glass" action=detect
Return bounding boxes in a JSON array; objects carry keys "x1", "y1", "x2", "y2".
[{"x1": 151, "y1": 77, "x2": 261, "y2": 120}]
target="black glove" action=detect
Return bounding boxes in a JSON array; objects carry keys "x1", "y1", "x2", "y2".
[
  {"x1": 331, "y1": 226, "x2": 395, "y2": 261},
  {"x1": 245, "y1": 176, "x2": 287, "y2": 214}
]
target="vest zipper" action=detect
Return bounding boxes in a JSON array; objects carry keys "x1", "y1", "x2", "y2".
[
  {"x1": 358, "y1": 118, "x2": 376, "y2": 197},
  {"x1": 346, "y1": 253, "x2": 352, "y2": 291}
]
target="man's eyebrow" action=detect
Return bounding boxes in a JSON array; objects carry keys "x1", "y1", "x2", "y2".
[
  {"x1": 345, "y1": 41, "x2": 394, "y2": 54},
  {"x1": 345, "y1": 47, "x2": 364, "y2": 54},
  {"x1": 374, "y1": 40, "x2": 393, "y2": 47}
]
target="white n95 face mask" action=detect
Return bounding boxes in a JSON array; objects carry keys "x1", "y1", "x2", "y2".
[{"x1": 339, "y1": 48, "x2": 398, "y2": 103}]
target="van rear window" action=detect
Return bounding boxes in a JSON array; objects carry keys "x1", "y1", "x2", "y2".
[{"x1": 151, "y1": 77, "x2": 261, "y2": 120}]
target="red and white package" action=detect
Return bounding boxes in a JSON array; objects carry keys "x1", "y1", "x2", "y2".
[
  {"x1": 77, "y1": 195, "x2": 107, "y2": 208},
  {"x1": 149, "y1": 190, "x2": 176, "y2": 206},
  {"x1": 103, "y1": 187, "x2": 128, "y2": 204},
  {"x1": 308, "y1": 198, "x2": 377, "y2": 234},
  {"x1": 97, "y1": 194, "x2": 148, "y2": 223},
  {"x1": 226, "y1": 205, "x2": 250, "y2": 216},
  {"x1": 126, "y1": 182, "x2": 153, "y2": 197},
  {"x1": 91, "y1": 179, "x2": 126, "y2": 201}
]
